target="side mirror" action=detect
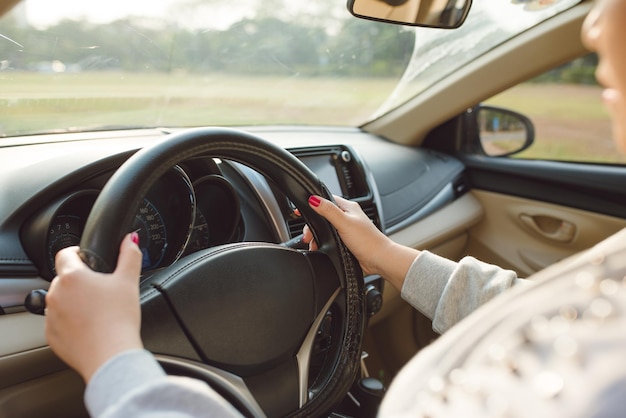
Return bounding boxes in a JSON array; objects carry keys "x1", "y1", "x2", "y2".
[
  {"x1": 347, "y1": 0, "x2": 472, "y2": 29},
  {"x1": 468, "y1": 105, "x2": 535, "y2": 157}
]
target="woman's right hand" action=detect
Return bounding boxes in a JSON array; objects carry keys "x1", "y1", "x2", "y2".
[
  {"x1": 302, "y1": 195, "x2": 419, "y2": 289},
  {"x1": 302, "y1": 195, "x2": 388, "y2": 276}
]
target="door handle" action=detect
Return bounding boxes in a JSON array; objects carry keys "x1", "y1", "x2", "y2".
[{"x1": 519, "y1": 214, "x2": 576, "y2": 243}]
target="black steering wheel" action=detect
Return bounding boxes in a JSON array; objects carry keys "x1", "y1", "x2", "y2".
[{"x1": 78, "y1": 127, "x2": 366, "y2": 417}]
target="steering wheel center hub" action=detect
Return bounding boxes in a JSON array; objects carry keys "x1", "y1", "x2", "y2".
[{"x1": 151, "y1": 244, "x2": 318, "y2": 373}]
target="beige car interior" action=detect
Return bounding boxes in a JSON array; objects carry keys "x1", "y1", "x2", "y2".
[{"x1": 0, "y1": 0, "x2": 613, "y2": 415}]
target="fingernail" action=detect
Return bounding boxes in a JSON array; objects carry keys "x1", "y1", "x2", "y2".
[
  {"x1": 131, "y1": 232, "x2": 140, "y2": 245},
  {"x1": 309, "y1": 195, "x2": 321, "y2": 207}
]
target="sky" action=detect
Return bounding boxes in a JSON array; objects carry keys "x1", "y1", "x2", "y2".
[
  {"x1": 23, "y1": 0, "x2": 179, "y2": 27},
  {"x1": 20, "y1": 0, "x2": 262, "y2": 30},
  {"x1": 19, "y1": 0, "x2": 345, "y2": 30}
]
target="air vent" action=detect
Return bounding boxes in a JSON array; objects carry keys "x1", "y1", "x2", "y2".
[
  {"x1": 361, "y1": 202, "x2": 381, "y2": 230},
  {"x1": 286, "y1": 201, "x2": 380, "y2": 239},
  {"x1": 340, "y1": 165, "x2": 354, "y2": 191},
  {"x1": 287, "y1": 217, "x2": 306, "y2": 238}
]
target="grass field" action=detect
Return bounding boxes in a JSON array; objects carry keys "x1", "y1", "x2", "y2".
[
  {"x1": 0, "y1": 72, "x2": 398, "y2": 133},
  {"x1": 1, "y1": 72, "x2": 622, "y2": 164}
]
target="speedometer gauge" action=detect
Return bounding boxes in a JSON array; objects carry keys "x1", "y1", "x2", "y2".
[{"x1": 133, "y1": 198, "x2": 168, "y2": 270}]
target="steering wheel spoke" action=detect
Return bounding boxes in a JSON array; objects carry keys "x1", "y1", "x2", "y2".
[{"x1": 296, "y1": 287, "x2": 341, "y2": 407}]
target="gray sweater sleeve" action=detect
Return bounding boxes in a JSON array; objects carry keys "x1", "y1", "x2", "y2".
[
  {"x1": 401, "y1": 250, "x2": 527, "y2": 334},
  {"x1": 85, "y1": 349, "x2": 243, "y2": 418}
]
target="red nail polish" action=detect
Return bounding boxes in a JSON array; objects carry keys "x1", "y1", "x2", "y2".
[
  {"x1": 131, "y1": 232, "x2": 140, "y2": 245},
  {"x1": 309, "y1": 195, "x2": 321, "y2": 207}
]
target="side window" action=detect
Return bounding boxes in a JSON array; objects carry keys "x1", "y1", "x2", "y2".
[{"x1": 484, "y1": 53, "x2": 626, "y2": 165}]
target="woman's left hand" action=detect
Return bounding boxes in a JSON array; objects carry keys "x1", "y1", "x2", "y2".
[{"x1": 45, "y1": 233, "x2": 143, "y2": 382}]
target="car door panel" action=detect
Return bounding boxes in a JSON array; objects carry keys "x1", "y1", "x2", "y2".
[
  {"x1": 467, "y1": 189, "x2": 626, "y2": 277},
  {"x1": 456, "y1": 155, "x2": 626, "y2": 275}
]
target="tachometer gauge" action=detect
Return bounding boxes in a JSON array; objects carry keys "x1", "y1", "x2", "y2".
[
  {"x1": 47, "y1": 214, "x2": 82, "y2": 274},
  {"x1": 192, "y1": 174, "x2": 242, "y2": 248},
  {"x1": 133, "y1": 198, "x2": 168, "y2": 270},
  {"x1": 183, "y1": 209, "x2": 209, "y2": 256}
]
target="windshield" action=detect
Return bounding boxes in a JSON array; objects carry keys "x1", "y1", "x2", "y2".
[{"x1": 0, "y1": 0, "x2": 579, "y2": 138}]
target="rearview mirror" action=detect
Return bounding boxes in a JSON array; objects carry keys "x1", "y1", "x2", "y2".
[{"x1": 347, "y1": 0, "x2": 472, "y2": 29}]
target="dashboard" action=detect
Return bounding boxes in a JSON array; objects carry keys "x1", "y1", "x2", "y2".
[{"x1": 0, "y1": 126, "x2": 467, "y2": 313}]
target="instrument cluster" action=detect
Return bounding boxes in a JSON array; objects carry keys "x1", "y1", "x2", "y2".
[{"x1": 21, "y1": 165, "x2": 242, "y2": 280}]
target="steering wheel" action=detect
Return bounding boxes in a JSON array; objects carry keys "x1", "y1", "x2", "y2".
[{"x1": 78, "y1": 127, "x2": 366, "y2": 417}]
